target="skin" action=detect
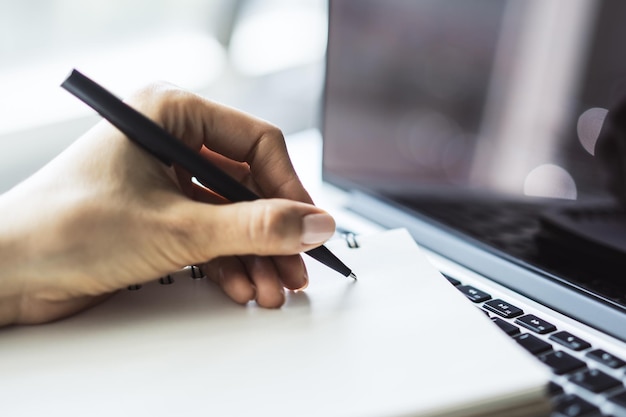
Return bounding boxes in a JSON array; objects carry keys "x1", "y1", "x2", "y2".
[{"x1": 0, "y1": 83, "x2": 336, "y2": 326}]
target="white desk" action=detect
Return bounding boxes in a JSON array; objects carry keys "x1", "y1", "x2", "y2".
[{"x1": 0, "y1": 129, "x2": 550, "y2": 417}]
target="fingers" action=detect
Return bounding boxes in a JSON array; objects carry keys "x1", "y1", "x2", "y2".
[
  {"x1": 271, "y1": 255, "x2": 309, "y2": 291},
  {"x1": 205, "y1": 254, "x2": 308, "y2": 309},
  {"x1": 121, "y1": 85, "x2": 325, "y2": 311},
  {"x1": 126, "y1": 85, "x2": 312, "y2": 203},
  {"x1": 161, "y1": 197, "x2": 325, "y2": 309},
  {"x1": 170, "y1": 198, "x2": 336, "y2": 263},
  {"x1": 205, "y1": 257, "x2": 256, "y2": 305},
  {"x1": 240, "y1": 256, "x2": 285, "y2": 308}
]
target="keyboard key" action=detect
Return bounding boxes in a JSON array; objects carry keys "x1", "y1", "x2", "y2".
[
  {"x1": 443, "y1": 274, "x2": 461, "y2": 286},
  {"x1": 540, "y1": 351, "x2": 586, "y2": 375},
  {"x1": 548, "y1": 381, "x2": 564, "y2": 396},
  {"x1": 456, "y1": 285, "x2": 491, "y2": 303},
  {"x1": 549, "y1": 331, "x2": 592, "y2": 351},
  {"x1": 491, "y1": 317, "x2": 520, "y2": 336},
  {"x1": 515, "y1": 314, "x2": 557, "y2": 334},
  {"x1": 609, "y1": 391, "x2": 626, "y2": 408},
  {"x1": 569, "y1": 369, "x2": 622, "y2": 393},
  {"x1": 554, "y1": 394, "x2": 600, "y2": 417},
  {"x1": 586, "y1": 349, "x2": 626, "y2": 369},
  {"x1": 514, "y1": 333, "x2": 552, "y2": 355},
  {"x1": 483, "y1": 299, "x2": 524, "y2": 318}
]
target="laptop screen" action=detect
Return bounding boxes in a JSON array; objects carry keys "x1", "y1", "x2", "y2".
[{"x1": 322, "y1": 0, "x2": 626, "y2": 308}]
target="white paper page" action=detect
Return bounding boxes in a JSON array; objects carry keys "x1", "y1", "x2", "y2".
[{"x1": 0, "y1": 229, "x2": 549, "y2": 417}]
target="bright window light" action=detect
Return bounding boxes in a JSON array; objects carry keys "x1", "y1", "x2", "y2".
[
  {"x1": 229, "y1": 5, "x2": 327, "y2": 76},
  {"x1": 0, "y1": 33, "x2": 225, "y2": 135}
]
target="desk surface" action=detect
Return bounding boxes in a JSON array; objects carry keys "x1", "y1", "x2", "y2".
[
  {"x1": 0, "y1": 229, "x2": 549, "y2": 417},
  {"x1": 0, "y1": 130, "x2": 549, "y2": 417}
]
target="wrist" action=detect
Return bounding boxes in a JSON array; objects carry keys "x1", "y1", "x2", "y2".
[{"x1": 0, "y1": 191, "x2": 29, "y2": 327}]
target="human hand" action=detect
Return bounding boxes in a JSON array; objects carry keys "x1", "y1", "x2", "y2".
[{"x1": 0, "y1": 83, "x2": 335, "y2": 325}]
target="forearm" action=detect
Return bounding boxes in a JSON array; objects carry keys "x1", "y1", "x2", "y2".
[
  {"x1": 0, "y1": 191, "x2": 27, "y2": 327},
  {"x1": 0, "y1": 83, "x2": 333, "y2": 325},
  {"x1": 0, "y1": 182, "x2": 99, "y2": 327},
  {"x1": 0, "y1": 282, "x2": 21, "y2": 327}
]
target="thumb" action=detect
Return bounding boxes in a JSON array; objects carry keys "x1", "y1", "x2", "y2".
[{"x1": 178, "y1": 199, "x2": 336, "y2": 260}]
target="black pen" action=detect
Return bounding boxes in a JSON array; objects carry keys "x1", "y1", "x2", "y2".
[{"x1": 61, "y1": 69, "x2": 356, "y2": 279}]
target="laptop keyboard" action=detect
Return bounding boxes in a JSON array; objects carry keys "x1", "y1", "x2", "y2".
[{"x1": 445, "y1": 273, "x2": 626, "y2": 417}]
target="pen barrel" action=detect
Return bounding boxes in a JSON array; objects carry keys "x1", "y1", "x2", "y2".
[
  {"x1": 61, "y1": 69, "x2": 353, "y2": 278},
  {"x1": 61, "y1": 70, "x2": 259, "y2": 202},
  {"x1": 305, "y1": 246, "x2": 352, "y2": 277}
]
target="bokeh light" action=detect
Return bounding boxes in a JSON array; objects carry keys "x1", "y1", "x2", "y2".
[
  {"x1": 523, "y1": 164, "x2": 577, "y2": 199},
  {"x1": 577, "y1": 107, "x2": 608, "y2": 155}
]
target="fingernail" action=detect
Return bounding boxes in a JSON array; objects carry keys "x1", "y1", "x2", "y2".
[
  {"x1": 301, "y1": 213, "x2": 335, "y2": 245},
  {"x1": 294, "y1": 278, "x2": 309, "y2": 292},
  {"x1": 293, "y1": 258, "x2": 309, "y2": 292}
]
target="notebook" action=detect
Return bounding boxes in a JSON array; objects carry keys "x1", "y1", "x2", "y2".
[
  {"x1": 321, "y1": 0, "x2": 626, "y2": 416},
  {"x1": 0, "y1": 229, "x2": 550, "y2": 417}
]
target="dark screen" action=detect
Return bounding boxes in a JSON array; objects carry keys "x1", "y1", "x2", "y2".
[
  {"x1": 324, "y1": 0, "x2": 505, "y2": 191},
  {"x1": 322, "y1": 0, "x2": 626, "y2": 308},
  {"x1": 323, "y1": 0, "x2": 626, "y2": 201}
]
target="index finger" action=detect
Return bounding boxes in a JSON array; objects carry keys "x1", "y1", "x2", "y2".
[{"x1": 129, "y1": 84, "x2": 313, "y2": 204}]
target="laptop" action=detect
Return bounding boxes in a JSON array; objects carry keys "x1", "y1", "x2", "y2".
[{"x1": 321, "y1": 1, "x2": 626, "y2": 416}]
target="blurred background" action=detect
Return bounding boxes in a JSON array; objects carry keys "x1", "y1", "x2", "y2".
[{"x1": 0, "y1": 0, "x2": 327, "y2": 192}]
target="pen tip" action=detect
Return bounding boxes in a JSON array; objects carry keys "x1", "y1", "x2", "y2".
[{"x1": 349, "y1": 272, "x2": 357, "y2": 280}]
